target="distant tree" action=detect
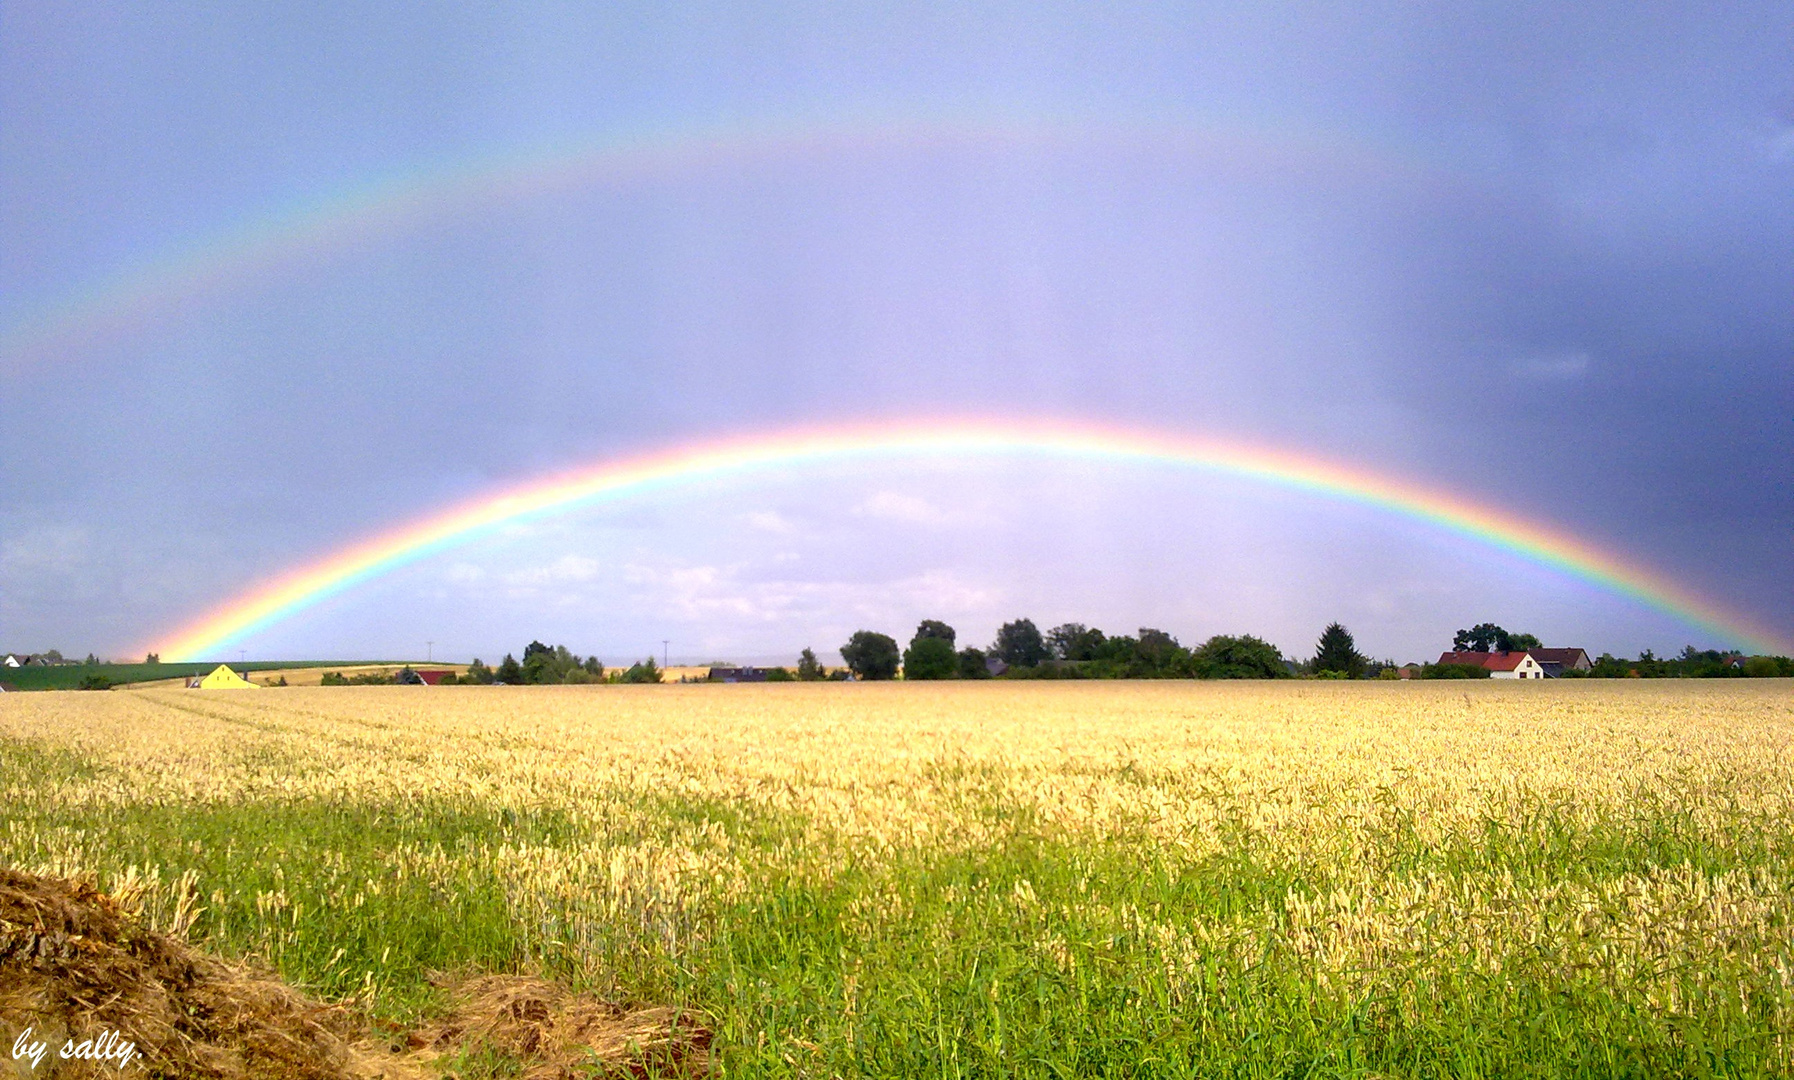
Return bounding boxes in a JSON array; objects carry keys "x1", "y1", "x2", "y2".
[
  {"x1": 1048, "y1": 623, "x2": 1106, "y2": 662},
  {"x1": 993, "y1": 619, "x2": 1049, "y2": 668},
  {"x1": 618, "y1": 657, "x2": 662, "y2": 684},
  {"x1": 521, "y1": 643, "x2": 567, "y2": 684},
  {"x1": 957, "y1": 647, "x2": 992, "y2": 679},
  {"x1": 463, "y1": 658, "x2": 496, "y2": 684},
  {"x1": 1507, "y1": 632, "x2": 1541, "y2": 651},
  {"x1": 83, "y1": 653, "x2": 99, "y2": 666},
  {"x1": 76, "y1": 673, "x2": 112, "y2": 691},
  {"x1": 764, "y1": 666, "x2": 796, "y2": 682},
  {"x1": 495, "y1": 653, "x2": 523, "y2": 684},
  {"x1": 904, "y1": 636, "x2": 958, "y2": 680},
  {"x1": 1743, "y1": 656, "x2": 1783, "y2": 678},
  {"x1": 144, "y1": 653, "x2": 160, "y2": 664},
  {"x1": 912, "y1": 620, "x2": 956, "y2": 648},
  {"x1": 42, "y1": 650, "x2": 64, "y2": 663},
  {"x1": 1314, "y1": 623, "x2": 1367, "y2": 678},
  {"x1": 1191, "y1": 635, "x2": 1288, "y2": 679},
  {"x1": 583, "y1": 656, "x2": 604, "y2": 678},
  {"x1": 797, "y1": 647, "x2": 826, "y2": 681},
  {"x1": 1453, "y1": 623, "x2": 1511, "y2": 653},
  {"x1": 841, "y1": 631, "x2": 901, "y2": 680},
  {"x1": 1133, "y1": 628, "x2": 1190, "y2": 676},
  {"x1": 320, "y1": 671, "x2": 348, "y2": 686}
]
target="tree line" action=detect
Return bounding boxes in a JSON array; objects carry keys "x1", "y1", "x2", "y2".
[
  {"x1": 828, "y1": 619, "x2": 1378, "y2": 681},
  {"x1": 291, "y1": 623, "x2": 1794, "y2": 688}
]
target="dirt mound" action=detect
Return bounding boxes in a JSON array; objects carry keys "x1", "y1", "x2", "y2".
[
  {"x1": 0, "y1": 869, "x2": 708, "y2": 1079},
  {"x1": 415, "y1": 975, "x2": 710, "y2": 1079}
]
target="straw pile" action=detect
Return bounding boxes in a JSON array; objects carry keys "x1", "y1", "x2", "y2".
[{"x1": 0, "y1": 869, "x2": 708, "y2": 1079}]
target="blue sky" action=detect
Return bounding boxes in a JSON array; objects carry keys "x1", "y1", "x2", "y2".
[{"x1": 3, "y1": 3, "x2": 1790, "y2": 664}]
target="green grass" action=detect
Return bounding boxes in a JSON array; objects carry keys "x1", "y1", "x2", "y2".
[
  {"x1": 4, "y1": 738, "x2": 1792, "y2": 1077},
  {"x1": 0, "y1": 660, "x2": 403, "y2": 690}
]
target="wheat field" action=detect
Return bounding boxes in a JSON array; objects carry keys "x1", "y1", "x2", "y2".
[{"x1": 4, "y1": 680, "x2": 1793, "y2": 1077}]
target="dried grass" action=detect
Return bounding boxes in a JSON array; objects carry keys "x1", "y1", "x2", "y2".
[{"x1": 0, "y1": 869, "x2": 706, "y2": 1079}]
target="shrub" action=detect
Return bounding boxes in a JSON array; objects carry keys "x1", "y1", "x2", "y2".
[
  {"x1": 1191, "y1": 635, "x2": 1288, "y2": 679},
  {"x1": 1420, "y1": 662, "x2": 1491, "y2": 679},
  {"x1": 957, "y1": 647, "x2": 992, "y2": 679},
  {"x1": 1743, "y1": 656, "x2": 1785, "y2": 678},
  {"x1": 617, "y1": 658, "x2": 662, "y2": 684}
]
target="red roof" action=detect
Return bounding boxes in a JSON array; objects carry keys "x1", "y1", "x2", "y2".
[
  {"x1": 1435, "y1": 650, "x2": 1530, "y2": 671},
  {"x1": 415, "y1": 669, "x2": 453, "y2": 685}
]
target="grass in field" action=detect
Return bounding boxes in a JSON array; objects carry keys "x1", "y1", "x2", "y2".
[
  {"x1": 0, "y1": 659, "x2": 380, "y2": 690},
  {"x1": 3, "y1": 682, "x2": 1793, "y2": 1077}
]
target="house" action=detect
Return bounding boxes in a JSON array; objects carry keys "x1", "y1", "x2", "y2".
[
  {"x1": 1396, "y1": 664, "x2": 1423, "y2": 680},
  {"x1": 708, "y1": 666, "x2": 768, "y2": 683},
  {"x1": 985, "y1": 656, "x2": 1009, "y2": 677},
  {"x1": 1, "y1": 654, "x2": 22, "y2": 668},
  {"x1": 1435, "y1": 650, "x2": 1551, "y2": 679},
  {"x1": 391, "y1": 668, "x2": 453, "y2": 685},
  {"x1": 1485, "y1": 652, "x2": 1548, "y2": 679},
  {"x1": 1525, "y1": 648, "x2": 1591, "y2": 673},
  {"x1": 196, "y1": 664, "x2": 259, "y2": 689},
  {"x1": 0, "y1": 682, "x2": 15, "y2": 693}
]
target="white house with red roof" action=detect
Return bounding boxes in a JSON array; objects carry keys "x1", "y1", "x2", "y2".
[{"x1": 1436, "y1": 650, "x2": 1552, "y2": 678}]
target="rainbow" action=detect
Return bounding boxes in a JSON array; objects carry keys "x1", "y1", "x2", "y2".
[
  {"x1": 1, "y1": 114, "x2": 1445, "y2": 371},
  {"x1": 152, "y1": 418, "x2": 1789, "y2": 660}
]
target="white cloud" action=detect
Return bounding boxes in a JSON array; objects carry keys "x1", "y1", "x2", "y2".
[
  {"x1": 742, "y1": 510, "x2": 797, "y2": 534},
  {"x1": 0, "y1": 525, "x2": 91, "y2": 576},
  {"x1": 1754, "y1": 121, "x2": 1794, "y2": 161},
  {"x1": 1513, "y1": 351, "x2": 1591, "y2": 380},
  {"x1": 503, "y1": 554, "x2": 602, "y2": 586},
  {"x1": 855, "y1": 490, "x2": 948, "y2": 525}
]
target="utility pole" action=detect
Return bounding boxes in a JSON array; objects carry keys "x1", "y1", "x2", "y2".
[
  {"x1": 662, "y1": 640, "x2": 670, "y2": 669},
  {"x1": 426, "y1": 641, "x2": 433, "y2": 663}
]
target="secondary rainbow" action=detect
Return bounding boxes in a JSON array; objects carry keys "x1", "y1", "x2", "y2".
[
  {"x1": 1, "y1": 114, "x2": 1444, "y2": 371},
  {"x1": 153, "y1": 418, "x2": 1788, "y2": 661}
]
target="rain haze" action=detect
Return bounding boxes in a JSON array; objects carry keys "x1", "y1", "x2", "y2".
[{"x1": 2, "y1": 3, "x2": 1790, "y2": 665}]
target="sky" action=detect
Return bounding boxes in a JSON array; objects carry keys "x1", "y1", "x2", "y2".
[{"x1": 2, "y1": 2, "x2": 1790, "y2": 666}]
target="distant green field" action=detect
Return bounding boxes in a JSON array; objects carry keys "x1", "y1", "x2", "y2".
[{"x1": 0, "y1": 660, "x2": 395, "y2": 690}]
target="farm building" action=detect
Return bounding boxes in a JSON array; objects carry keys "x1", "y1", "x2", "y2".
[
  {"x1": 1436, "y1": 650, "x2": 1557, "y2": 679},
  {"x1": 393, "y1": 668, "x2": 455, "y2": 685},
  {"x1": 195, "y1": 664, "x2": 259, "y2": 689},
  {"x1": 1525, "y1": 648, "x2": 1592, "y2": 675},
  {"x1": 709, "y1": 666, "x2": 769, "y2": 683},
  {"x1": 1, "y1": 654, "x2": 21, "y2": 668}
]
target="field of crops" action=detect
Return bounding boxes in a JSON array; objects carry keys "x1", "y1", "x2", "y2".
[{"x1": 3, "y1": 681, "x2": 1793, "y2": 1077}]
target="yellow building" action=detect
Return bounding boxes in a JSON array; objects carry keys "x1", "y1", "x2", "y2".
[{"x1": 197, "y1": 664, "x2": 259, "y2": 689}]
